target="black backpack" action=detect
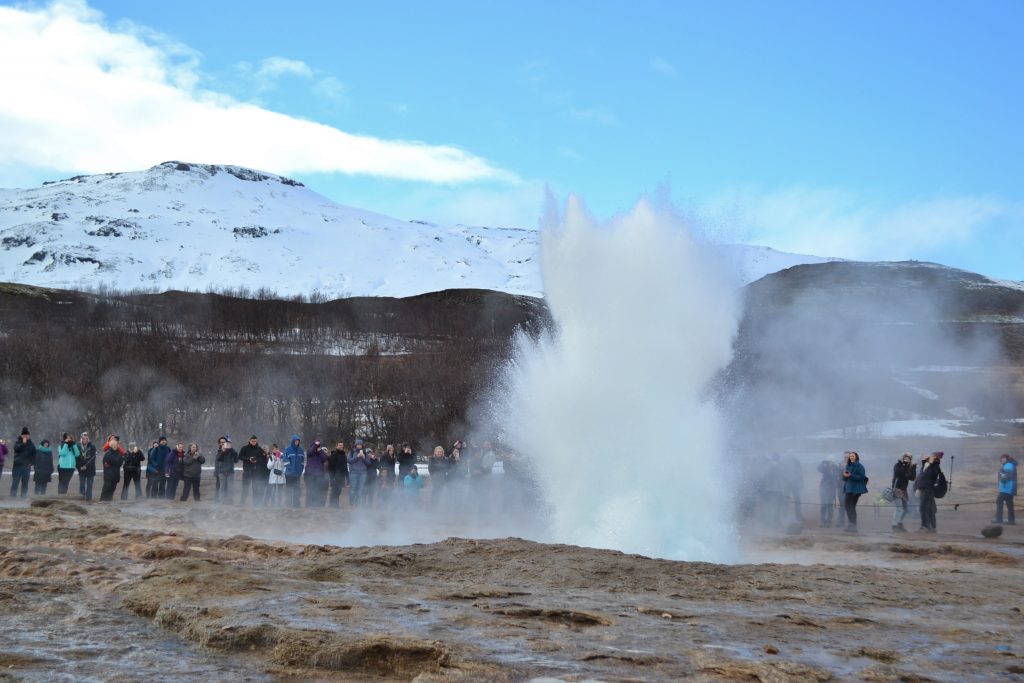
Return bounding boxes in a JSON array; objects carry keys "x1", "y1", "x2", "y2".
[{"x1": 933, "y1": 470, "x2": 948, "y2": 499}]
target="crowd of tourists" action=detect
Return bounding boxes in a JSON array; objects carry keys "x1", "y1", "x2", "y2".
[
  {"x1": 0, "y1": 428, "x2": 510, "y2": 508},
  {"x1": 816, "y1": 450, "x2": 1017, "y2": 533},
  {"x1": 1, "y1": 429, "x2": 1017, "y2": 528}
]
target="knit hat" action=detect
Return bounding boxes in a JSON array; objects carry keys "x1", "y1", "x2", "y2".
[
  {"x1": 20, "y1": 427, "x2": 29, "y2": 436},
  {"x1": 355, "y1": 438, "x2": 364, "y2": 446}
]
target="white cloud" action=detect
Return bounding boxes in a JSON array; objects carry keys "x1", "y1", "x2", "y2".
[
  {"x1": 700, "y1": 187, "x2": 1012, "y2": 260},
  {"x1": 649, "y1": 57, "x2": 677, "y2": 78},
  {"x1": 312, "y1": 76, "x2": 348, "y2": 104},
  {"x1": 568, "y1": 106, "x2": 618, "y2": 126},
  {"x1": 0, "y1": 0, "x2": 515, "y2": 184},
  {"x1": 255, "y1": 56, "x2": 313, "y2": 81},
  {"x1": 381, "y1": 180, "x2": 549, "y2": 229}
]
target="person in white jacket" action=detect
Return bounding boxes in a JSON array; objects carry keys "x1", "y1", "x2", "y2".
[{"x1": 266, "y1": 446, "x2": 286, "y2": 507}]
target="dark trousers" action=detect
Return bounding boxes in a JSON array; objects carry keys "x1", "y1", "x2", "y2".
[
  {"x1": 252, "y1": 476, "x2": 267, "y2": 508},
  {"x1": 121, "y1": 470, "x2": 142, "y2": 499},
  {"x1": 57, "y1": 468, "x2": 75, "y2": 494},
  {"x1": 240, "y1": 469, "x2": 255, "y2": 504},
  {"x1": 146, "y1": 472, "x2": 165, "y2": 498},
  {"x1": 285, "y1": 475, "x2": 301, "y2": 507},
  {"x1": 919, "y1": 490, "x2": 937, "y2": 530},
  {"x1": 215, "y1": 472, "x2": 233, "y2": 503},
  {"x1": 819, "y1": 488, "x2": 836, "y2": 526},
  {"x1": 34, "y1": 479, "x2": 50, "y2": 495},
  {"x1": 180, "y1": 477, "x2": 200, "y2": 501},
  {"x1": 99, "y1": 478, "x2": 119, "y2": 502},
  {"x1": 10, "y1": 464, "x2": 30, "y2": 498},
  {"x1": 165, "y1": 477, "x2": 180, "y2": 500},
  {"x1": 304, "y1": 473, "x2": 326, "y2": 507},
  {"x1": 996, "y1": 493, "x2": 1015, "y2": 524},
  {"x1": 328, "y1": 474, "x2": 346, "y2": 507},
  {"x1": 79, "y1": 473, "x2": 95, "y2": 501},
  {"x1": 844, "y1": 492, "x2": 861, "y2": 527}
]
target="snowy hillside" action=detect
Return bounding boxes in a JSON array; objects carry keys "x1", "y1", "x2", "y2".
[{"x1": 0, "y1": 162, "x2": 833, "y2": 297}]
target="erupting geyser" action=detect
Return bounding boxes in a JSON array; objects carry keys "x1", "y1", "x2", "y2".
[{"x1": 497, "y1": 195, "x2": 741, "y2": 562}]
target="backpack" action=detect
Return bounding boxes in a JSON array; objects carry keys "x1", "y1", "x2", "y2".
[{"x1": 933, "y1": 470, "x2": 948, "y2": 499}]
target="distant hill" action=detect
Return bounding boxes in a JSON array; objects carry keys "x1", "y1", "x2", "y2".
[
  {"x1": 723, "y1": 260, "x2": 1024, "y2": 444},
  {"x1": 0, "y1": 161, "x2": 835, "y2": 297}
]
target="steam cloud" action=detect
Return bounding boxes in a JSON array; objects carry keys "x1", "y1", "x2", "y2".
[{"x1": 493, "y1": 195, "x2": 742, "y2": 562}]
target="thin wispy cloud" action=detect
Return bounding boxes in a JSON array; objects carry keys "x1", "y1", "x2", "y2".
[
  {"x1": 256, "y1": 56, "x2": 314, "y2": 81},
  {"x1": 701, "y1": 187, "x2": 1014, "y2": 261},
  {"x1": 568, "y1": 106, "x2": 618, "y2": 126},
  {"x1": 649, "y1": 57, "x2": 677, "y2": 78},
  {"x1": 0, "y1": 0, "x2": 515, "y2": 184},
  {"x1": 312, "y1": 75, "x2": 348, "y2": 104},
  {"x1": 556, "y1": 146, "x2": 584, "y2": 162}
]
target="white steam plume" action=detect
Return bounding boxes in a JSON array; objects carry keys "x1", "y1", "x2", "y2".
[{"x1": 496, "y1": 195, "x2": 741, "y2": 562}]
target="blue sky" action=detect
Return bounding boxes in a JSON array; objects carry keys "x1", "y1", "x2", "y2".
[{"x1": 1, "y1": 0, "x2": 1021, "y2": 279}]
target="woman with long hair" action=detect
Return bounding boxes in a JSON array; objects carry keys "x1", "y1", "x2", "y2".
[{"x1": 842, "y1": 451, "x2": 868, "y2": 533}]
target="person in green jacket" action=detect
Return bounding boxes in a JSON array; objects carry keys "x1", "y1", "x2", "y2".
[
  {"x1": 33, "y1": 438, "x2": 55, "y2": 496},
  {"x1": 57, "y1": 432, "x2": 81, "y2": 495}
]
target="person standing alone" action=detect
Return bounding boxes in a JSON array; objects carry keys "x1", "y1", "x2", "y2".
[{"x1": 994, "y1": 454, "x2": 1017, "y2": 525}]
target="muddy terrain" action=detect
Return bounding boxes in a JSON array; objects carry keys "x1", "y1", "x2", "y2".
[{"x1": 0, "y1": 485, "x2": 1021, "y2": 683}]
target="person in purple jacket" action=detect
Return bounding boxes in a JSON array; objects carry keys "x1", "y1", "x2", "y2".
[
  {"x1": 164, "y1": 442, "x2": 185, "y2": 500},
  {"x1": 304, "y1": 440, "x2": 328, "y2": 507}
]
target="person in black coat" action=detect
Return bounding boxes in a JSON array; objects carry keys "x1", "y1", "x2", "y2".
[
  {"x1": 918, "y1": 452, "x2": 944, "y2": 532},
  {"x1": 397, "y1": 443, "x2": 417, "y2": 480},
  {"x1": 215, "y1": 437, "x2": 238, "y2": 504},
  {"x1": 77, "y1": 432, "x2": 97, "y2": 501},
  {"x1": 120, "y1": 442, "x2": 145, "y2": 500},
  {"x1": 237, "y1": 436, "x2": 264, "y2": 506},
  {"x1": 10, "y1": 428, "x2": 35, "y2": 498},
  {"x1": 99, "y1": 435, "x2": 125, "y2": 502},
  {"x1": 890, "y1": 453, "x2": 917, "y2": 532},
  {"x1": 179, "y1": 443, "x2": 206, "y2": 502},
  {"x1": 327, "y1": 441, "x2": 348, "y2": 508}
]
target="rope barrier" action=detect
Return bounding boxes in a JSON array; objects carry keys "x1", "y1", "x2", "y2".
[{"x1": 790, "y1": 499, "x2": 1004, "y2": 510}]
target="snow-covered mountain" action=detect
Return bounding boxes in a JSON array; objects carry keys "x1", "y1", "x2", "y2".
[{"x1": 0, "y1": 162, "x2": 835, "y2": 297}]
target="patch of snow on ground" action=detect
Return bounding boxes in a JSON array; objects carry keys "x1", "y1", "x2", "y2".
[{"x1": 808, "y1": 420, "x2": 974, "y2": 439}]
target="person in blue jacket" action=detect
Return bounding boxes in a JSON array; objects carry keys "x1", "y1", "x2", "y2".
[
  {"x1": 841, "y1": 451, "x2": 868, "y2": 533},
  {"x1": 994, "y1": 454, "x2": 1017, "y2": 525},
  {"x1": 146, "y1": 436, "x2": 170, "y2": 499},
  {"x1": 283, "y1": 435, "x2": 305, "y2": 508}
]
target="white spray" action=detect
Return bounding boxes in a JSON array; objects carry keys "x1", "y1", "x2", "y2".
[{"x1": 496, "y1": 195, "x2": 741, "y2": 562}]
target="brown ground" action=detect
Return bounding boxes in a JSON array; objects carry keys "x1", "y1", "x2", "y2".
[{"x1": 0, "y1": 458, "x2": 1021, "y2": 682}]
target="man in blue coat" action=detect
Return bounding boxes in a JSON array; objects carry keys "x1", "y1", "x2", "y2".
[{"x1": 283, "y1": 435, "x2": 305, "y2": 508}]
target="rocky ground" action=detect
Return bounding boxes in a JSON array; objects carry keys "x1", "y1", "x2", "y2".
[{"x1": 0, "y1": 484, "x2": 1022, "y2": 682}]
